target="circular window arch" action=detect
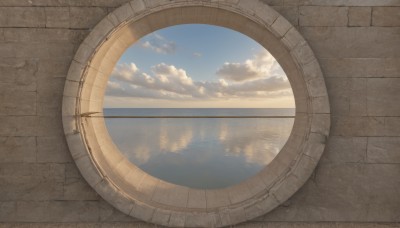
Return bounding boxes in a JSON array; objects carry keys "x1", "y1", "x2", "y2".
[{"x1": 62, "y1": 1, "x2": 330, "y2": 227}]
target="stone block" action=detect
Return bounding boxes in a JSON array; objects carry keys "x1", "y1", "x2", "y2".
[
  {"x1": 300, "y1": 27, "x2": 400, "y2": 58},
  {"x1": 37, "y1": 136, "x2": 72, "y2": 163},
  {"x1": 151, "y1": 181, "x2": 188, "y2": 208},
  {"x1": 0, "y1": 58, "x2": 37, "y2": 91},
  {"x1": 367, "y1": 137, "x2": 400, "y2": 163},
  {"x1": 0, "y1": 116, "x2": 38, "y2": 137},
  {"x1": 95, "y1": 179, "x2": 134, "y2": 215},
  {"x1": 47, "y1": 42, "x2": 77, "y2": 59},
  {"x1": 332, "y1": 116, "x2": 400, "y2": 137},
  {"x1": 0, "y1": 201, "x2": 17, "y2": 222},
  {"x1": 367, "y1": 78, "x2": 400, "y2": 116},
  {"x1": 244, "y1": 196, "x2": 280, "y2": 222},
  {"x1": 261, "y1": 0, "x2": 283, "y2": 6},
  {"x1": 37, "y1": 57, "x2": 71, "y2": 78},
  {"x1": 284, "y1": 0, "x2": 300, "y2": 6},
  {"x1": 254, "y1": 2, "x2": 280, "y2": 26},
  {"x1": 73, "y1": 42, "x2": 95, "y2": 65},
  {"x1": 37, "y1": 116, "x2": 65, "y2": 137},
  {"x1": 69, "y1": 7, "x2": 108, "y2": 29},
  {"x1": 349, "y1": 7, "x2": 371, "y2": 27},
  {"x1": 265, "y1": 163, "x2": 370, "y2": 221},
  {"x1": 15, "y1": 201, "x2": 101, "y2": 222},
  {"x1": 282, "y1": 27, "x2": 305, "y2": 50},
  {"x1": 150, "y1": 209, "x2": 170, "y2": 226},
  {"x1": 0, "y1": 137, "x2": 36, "y2": 163},
  {"x1": 168, "y1": 212, "x2": 186, "y2": 227},
  {"x1": 111, "y1": 2, "x2": 135, "y2": 24},
  {"x1": 320, "y1": 58, "x2": 400, "y2": 78},
  {"x1": 0, "y1": 7, "x2": 45, "y2": 27},
  {"x1": 206, "y1": 189, "x2": 231, "y2": 209},
  {"x1": 84, "y1": 17, "x2": 115, "y2": 50},
  {"x1": 311, "y1": 96, "x2": 330, "y2": 114},
  {"x1": 205, "y1": 189, "x2": 231, "y2": 209},
  {"x1": 299, "y1": 0, "x2": 400, "y2": 7},
  {"x1": 45, "y1": 7, "x2": 70, "y2": 28},
  {"x1": 321, "y1": 136, "x2": 367, "y2": 163},
  {"x1": 372, "y1": 7, "x2": 400, "y2": 27},
  {"x1": 228, "y1": 207, "x2": 247, "y2": 225},
  {"x1": 3, "y1": 28, "x2": 86, "y2": 44},
  {"x1": 325, "y1": 77, "x2": 367, "y2": 116},
  {"x1": 184, "y1": 212, "x2": 218, "y2": 227},
  {"x1": 130, "y1": 202, "x2": 154, "y2": 222},
  {"x1": 270, "y1": 174, "x2": 302, "y2": 203},
  {"x1": 228, "y1": 183, "x2": 252, "y2": 204},
  {"x1": 0, "y1": 163, "x2": 65, "y2": 201},
  {"x1": 74, "y1": 155, "x2": 103, "y2": 188},
  {"x1": 271, "y1": 16, "x2": 293, "y2": 38},
  {"x1": 302, "y1": 133, "x2": 326, "y2": 160},
  {"x1": 272, "y1": 6, "x2": 299, "y2": 26},
  {"x1": 299, "y1": 6, "x2": 348, "y2": 27},
  {"x1": 368, "y1": 117, "x2": 400, "y2": 137},
  {"x1": 137, "y1": 174, "x2": 158, "y2": 200},
  {"x1": 365, "y1": 164, "x2": 400, "y2": 205},
  {"x1": 330, "y1": 116, "x2": 368, "y2": 137},
  {"x1": 99, "y1": 199, "x2": 136, "y2": 222},
  {"x1": 292, "y1": 42, "x2": 316, "y2": 66},
  {"x1": 0, "y1": 163, "x2": 64, "y2": 180},
  {"x1": 130, "y1": 0, "x2": 146, "y2": 14},
  {"x1": 187, "y1": 189, "x2": 206, "y2": 209},
  {"x1": 0, "y1": 90, "x2": 36, "y2": 115}
]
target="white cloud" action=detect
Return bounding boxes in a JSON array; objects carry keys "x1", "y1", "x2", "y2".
[
  {"x1": 216, "y1": 50, "x2": 285, "y2": 82},
  {"x1": 106, "y1": 52, "x2": 292, "y2": 103},
  {"x1": 141, "y1": 33, "x2": 176, "y2": 54}
]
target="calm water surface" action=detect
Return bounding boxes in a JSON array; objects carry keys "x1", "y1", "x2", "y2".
[{"x1": 104, "y1": 108, "x2": 294, "y2": 189}]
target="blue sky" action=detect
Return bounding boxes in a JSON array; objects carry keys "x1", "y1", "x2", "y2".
[{"x1": 105, "y1": 24, "x2": 294, "y2": 108}]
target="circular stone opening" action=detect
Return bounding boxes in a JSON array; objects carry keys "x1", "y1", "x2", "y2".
[
  {"x1": 103, "y1": 24, "x2": 296, "y2": 189},
  {"x1": 62, "y1": 1, "x2": 330, "y2": 227}
]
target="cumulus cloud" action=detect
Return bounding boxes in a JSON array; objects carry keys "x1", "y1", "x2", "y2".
[
  {"x1": 106, "y1": 51, "x2": 292, "y2": 102},
  {"x1": 216, "y1": 50, "x2": 285, "y2": 82},
  {"x1": 141, "y1": 33, "x2": 176, "y2": 54}
]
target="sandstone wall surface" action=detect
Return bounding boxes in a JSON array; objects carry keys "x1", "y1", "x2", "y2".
[{"x1": 0, "y1": 0, "x2": 399, "y2": 226}]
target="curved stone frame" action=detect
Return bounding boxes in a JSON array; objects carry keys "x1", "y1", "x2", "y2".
[{"x1": 62, "y1": 0, "x2": 330, "y2": 227}]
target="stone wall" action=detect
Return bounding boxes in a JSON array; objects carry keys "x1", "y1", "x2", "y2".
[{"x1": 0, "y1": 0, "x2": 399, "y2": 226}]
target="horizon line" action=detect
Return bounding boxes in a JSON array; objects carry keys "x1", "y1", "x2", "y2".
[{"x1": 90, "y1": 115, "x2": 295, "y2": 119}]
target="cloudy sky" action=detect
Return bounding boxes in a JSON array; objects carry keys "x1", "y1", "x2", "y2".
[{"x1": 105, "y1": 24, "x2": 295, "y2": 108}]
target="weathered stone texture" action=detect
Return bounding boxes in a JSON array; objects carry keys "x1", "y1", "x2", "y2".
[
  {"x1": 70, "y1": 7, "x2": 108, "y2": 29},
  {"x1": 45, "y1": 7, "x2": 70, "y2": 28},
  {"x1": 0, "y1": 137, "x2": 36, "y2": 163},
  {"x1": 0, "y1": 0, "x2": 399, "y2": 226},
  {"x1": 300, "y1": 27, "x2": 400, "y2": 58},
  {"x1": 320, "y1": 58, "x2": 400, "y2": 78},
  {"x1": 372, "y1": 7, "x2": 400, "y2": 27},
  {"x1": 367, "y1": 137, "x2": 400, "y2": 164},
  {"x1": 273, "y1": 6, "x2": 299, "y2": 26},
  {"x1": 0, "y1": 7, "x2": 45, "y2": 28},
  {"x1": 348, "y1": 7, "x2": 371, "y2": 27},
  {"x1": 298, "y1": 0, "x2": 400, "y2": 7},
  {"x1": 325, "y1": 77, "x2": 367, "y2": 117},
  {"x1": 299, "y1": 6, "x2": 348, "y2": 26},
  {"x1": 367, "y1": 78, "x2": 400, "y2": 116}
]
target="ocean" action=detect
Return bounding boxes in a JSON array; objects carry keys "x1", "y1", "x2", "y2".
[{"x1": 104, "y1": 108, "x2": 294, "y2": 189}]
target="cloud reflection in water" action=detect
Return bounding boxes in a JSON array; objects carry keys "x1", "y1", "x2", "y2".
[{"x1": 105, "y1": 110, "x2": 293, "y2": 189}]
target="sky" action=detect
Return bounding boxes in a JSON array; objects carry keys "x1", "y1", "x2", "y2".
[{"x1": 104, "y1": 24, "x2": 295, "y2": 108}]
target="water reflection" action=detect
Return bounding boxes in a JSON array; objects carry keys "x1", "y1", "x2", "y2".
[{"x1": 105, "y1": 109, "x2": 294, "y2": 189}]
